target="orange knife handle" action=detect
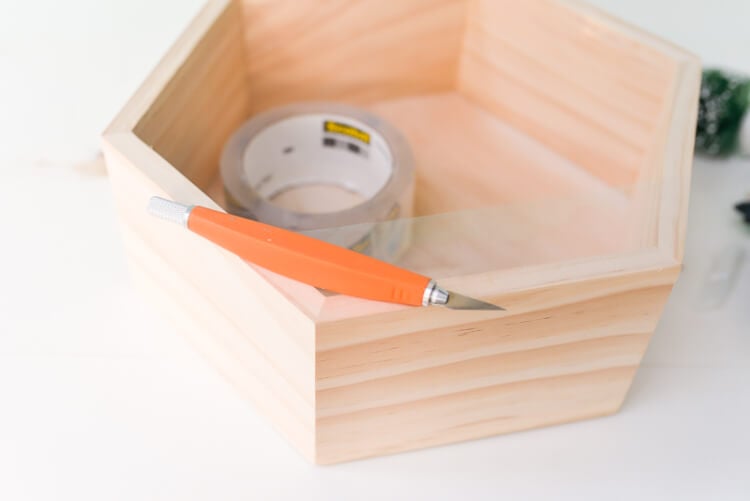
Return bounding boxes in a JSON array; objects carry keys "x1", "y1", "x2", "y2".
[{"x1": 187, "y1": 206, "x2": 431, "y2": 306}]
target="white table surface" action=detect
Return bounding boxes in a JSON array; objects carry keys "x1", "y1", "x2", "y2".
[{"x1": 1, "y1": 1, "x2": 749, "y2": 499}]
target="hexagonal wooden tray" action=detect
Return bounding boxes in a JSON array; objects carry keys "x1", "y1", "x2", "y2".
[{"x1": 102, "y1": 0, "x2": 700, "y2": 463}]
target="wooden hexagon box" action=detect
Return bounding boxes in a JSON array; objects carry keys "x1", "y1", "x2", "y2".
[{"x1": 102, "y1": 0, "x2": 700, "y2": 463}]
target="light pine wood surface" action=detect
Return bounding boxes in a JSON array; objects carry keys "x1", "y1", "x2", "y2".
[{"x1": 103, "y1": 0, "x2": 700, "y2": 463}]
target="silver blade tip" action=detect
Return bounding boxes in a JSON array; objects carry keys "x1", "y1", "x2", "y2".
[{"x1": 445, "y1": 291, "x2": 505, "y2": 311}]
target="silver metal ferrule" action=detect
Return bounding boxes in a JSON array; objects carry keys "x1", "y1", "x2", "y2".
[
  {"x1": 422, "y1": 279, "x2": 450, "y2": 307},
  {"x1": 147, "y1": 196, "x2": 194, "y2": 227}
]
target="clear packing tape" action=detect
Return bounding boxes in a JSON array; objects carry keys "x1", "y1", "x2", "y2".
[
  {"x1": 305, "y1": 186, "x2": 641, "y2": 279},
  {"x1": 221, "y1": 103, "x2": 415, "y2": 262},
  {"x1": 301, "y1": 174, "x2": 691, "y2": 281}
]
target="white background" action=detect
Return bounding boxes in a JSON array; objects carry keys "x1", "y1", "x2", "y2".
[{"x1": 1, "y1": 1, "x2": 749, "y2": 499}]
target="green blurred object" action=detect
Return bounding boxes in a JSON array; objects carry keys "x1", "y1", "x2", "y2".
[
  {"x1": 736, "y1": 200, "x2": 750, "y2": 224},
  {"x1": 696, "y1": 69, "x2": 750, "y2": 157}
]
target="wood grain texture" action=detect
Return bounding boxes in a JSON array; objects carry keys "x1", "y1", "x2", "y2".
[
  {"x1": 316, "y1": 286, "x2": 669, "y2": 390},
  {"x1": 125, "y1": 226, "x2": 316, "y2": 460},
  {"x1": 316, "y1": 258, "x2": 680, "y2": 342},
  {"x1": 458, "y1": 0, "x2": 676, "y2": 187},
  {"x1": 312, "y1": 275, "x2": 672, "y2": 463},
  {"x1": 370, "y1": 92, "x2": 635, "y2": 276},
  {"x1": 318, "y1": 333, "x2": 651, "y2": 417},
  {"x1": 103, "y1": 132, "x2": 318, "y2": 462},
  {"x1": 317, "y1": 366, "x2": 636, "y2": 463},
  {"x1": 370, "y1": 93, "x2": 628, "y2": 212},
  {"x1": 132, "y1": 0, "x2": 251, "y2": 191},
  {"x1": 240, "y1": 0, "x2": 468, "y2": 112},
  {"x1": 102, "y1": 0, "x2": 699, "y2": 463}
]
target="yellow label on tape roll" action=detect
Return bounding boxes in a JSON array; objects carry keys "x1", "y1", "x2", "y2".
[{"x1": 324, "y1": 120, "x2": 371, "y2": 144}]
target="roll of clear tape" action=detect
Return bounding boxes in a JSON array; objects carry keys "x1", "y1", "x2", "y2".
[{"x1": 220, "y1": 102, "x2": 415, "y2": 261}]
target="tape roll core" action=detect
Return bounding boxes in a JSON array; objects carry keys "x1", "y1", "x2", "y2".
[{"x1": 221, "y1": 103, "x2": 415, "y2": 259}]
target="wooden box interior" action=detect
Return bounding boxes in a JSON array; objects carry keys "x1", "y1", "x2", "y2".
[{"x1": 132, "y1": 0, "x2": 685, "y2": 291}]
